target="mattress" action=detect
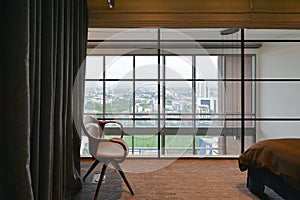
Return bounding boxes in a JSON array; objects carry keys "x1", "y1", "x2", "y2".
[{"x1": 239, "y1": 138, "x2": 300, "y2": 191}]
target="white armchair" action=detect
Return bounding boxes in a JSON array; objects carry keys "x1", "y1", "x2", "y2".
[{"x1": 82, "y1": 115, "x2": 134, "y2": 199}]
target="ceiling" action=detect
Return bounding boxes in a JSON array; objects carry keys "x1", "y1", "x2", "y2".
[{"x1": 87, "y1": 0, "x2": 300, "y2": 29}]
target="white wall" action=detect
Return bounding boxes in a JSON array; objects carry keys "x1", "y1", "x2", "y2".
[{"x1": 257, "y1": 42, "x2": 300, "y2": 140}]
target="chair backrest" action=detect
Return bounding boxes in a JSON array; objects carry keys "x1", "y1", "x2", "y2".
[
  {"x1": 83, "y1": 115, "x2": 103, "y2": 138},
  {"x1": 87, "y1": 125, "x2": 99, "y2": 138},
  {"x1": 83, "y1": 115, "x2": 103, "y2": 156},
  {"x1": 83, "y1": 115, "x2": 99, "y2": 126}
]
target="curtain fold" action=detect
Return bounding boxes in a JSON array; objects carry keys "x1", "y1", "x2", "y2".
[
  {"x1": 1, "y1": 0, "x2": 88, "y2": 199},
  {"x1": 1, "y1": 1, "x2": 33, "y2": 199}
]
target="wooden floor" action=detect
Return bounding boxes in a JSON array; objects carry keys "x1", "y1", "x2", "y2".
[{"x1": 79, "y1": 158, "x2": 282, "y2": 200}]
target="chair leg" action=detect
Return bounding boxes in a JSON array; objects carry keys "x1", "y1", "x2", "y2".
[
  {"x1": 83, "y1": 160, "x2": 99, "y2": 181},
  {"x1": 117, "y1": 169, "x2": 134, "y2": 195},
  {"x1": 111, "y1": 161, "x2": 134, "y2": 195},
  {"x1": 94, "y1": 164, "x2": 107, "y2": 200}
]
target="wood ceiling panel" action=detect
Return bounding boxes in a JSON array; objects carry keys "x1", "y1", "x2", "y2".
[
  {"x1": 252, "y1": 0, "x2": 300, "y2": 13},
  {"x1": 88, "y1": 0, "x2": 251, "y2": 13},
  {"x1": 87, "y1": 0, "x2": 300, "y2": 29}
]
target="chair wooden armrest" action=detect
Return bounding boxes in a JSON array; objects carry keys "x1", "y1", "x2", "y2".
[
  {"x1": 98, "y1": 120, "x2": 125, "y2": 138},
  {"x1": 109, "y1": 138, "x2": 129, "y2": 152}
]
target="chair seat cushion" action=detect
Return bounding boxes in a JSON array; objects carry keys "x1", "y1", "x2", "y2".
[{"x1": 95, "y1": 140, "x2": 127, "y2": 159}]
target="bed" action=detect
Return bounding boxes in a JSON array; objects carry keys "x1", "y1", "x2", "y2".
[{"x1": 238, "y1": 138, "x2": 300, "y2": 199}]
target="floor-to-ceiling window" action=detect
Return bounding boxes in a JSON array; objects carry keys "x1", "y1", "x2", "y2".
[
  {"x1": 82, "y1": 29, "x2": 300, "y2": 157},
  {"x1": 81, "y1": 28, "x2": 259, "y2": 157}
]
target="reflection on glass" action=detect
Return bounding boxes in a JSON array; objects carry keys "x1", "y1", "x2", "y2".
[
  {"x1": 84, "y1": 81, "x2": 103, "y2": 114},
  {"x1": 135, "y1": 56, "x2": 158, "y2": 79},
  {"x1": 195, "y1": 136, "x2": 221, "y2": 155},
  {"x1": 225, "y1": 81, "x2": 241, "y2": 114},
  {"x1": 105, "y1": 56, "x2": 133, "y2": 79},
  {"x1": 225, "y1": 117, "x2": 241, "y2": 127},
  {"x1": 222, "y1": 135, "x2": 241, "y2": 156},
  {"x1": 165, "y1": 56, "x2": 192, "y2": 79},
  {"x1": 165, "y1": 81, "x2": 192, "y2": 113},
  {"x1": 224, "y1": 55, "x2": 253, "y2": 79},
  {"x1": 134, "y1": 135, "x2": 158, "y2": 155},
  {"x1": 80, "y1": 135, "x2": 91, "y2": 157},
  {"x1": 196, "y1": 56, "x2": 219, "y2": 79},
  {"x1": 135, "y1": 81, "x2": 158, "y2": 114},
  {"x1": 164, "y1": 135, "x2": 193, "y2": 155},
  {"x1": 83, "y1": 34, "x2": 258, "y2": 158},
  {"x1": 196, "y1": 80, "x2": 220, "y2": 127},
  {"x1": 85, "y1": 56, "x2": 103, "y2": 79},
  {"x1": 105, "y1": 81, "x2": 133, "y2": 113}
]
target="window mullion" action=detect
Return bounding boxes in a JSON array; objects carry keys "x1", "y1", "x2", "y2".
[
  {"x1": 133, "y1": 56, "x2": 136, "y2": 128},
  {"x1": 103, "y1": 56, "x2": 106, "y2": 119},
  {"x1": 192, "y1": 56, "x2": 196, "y2": 128},
  {"x1": 192, "y1": 55, "x2": 196, "y2": 154}
]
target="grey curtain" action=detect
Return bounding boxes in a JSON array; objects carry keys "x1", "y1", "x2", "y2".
[{"x1": 0, "y1": 0, "x2": 88, "y2": 199}]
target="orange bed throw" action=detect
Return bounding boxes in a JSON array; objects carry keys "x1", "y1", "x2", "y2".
[{"x1": 239, "y1": 138, "x2": 300, "y2": 191}]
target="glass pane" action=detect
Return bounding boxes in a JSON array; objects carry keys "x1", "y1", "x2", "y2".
[
  {"x1": 135, "y1": 81, "x2": 158, "y2": 114},
  {"x1": 196, "y1": 114, "x2": 224, "y2": 127},
  {"x1": 164, "y1": 135, "x2": 194, "y2": 156},
  {"x1": 196, "y1": 81, "x2": 220, "y2": 113},
  {"x1": 84, "y1": 81, "x2": 103, "y2": 114},
  {"x1": 102, "y1": 123, "x2": 124, "y2": 137},
  {"x1": 164, "y1": 81, "x2": 193, "y2": 113},
  {"x1": 105, "y1": 56, "x2": 133, "y2": 79},
  {"x1": 244, "y1": 135, "x2": 255, "y2": 151},
  {"x1": 196, "y1": 56, "x2": 219, "y2": 79},
  {"x1": 195, "y1": 136, "x2": 221, "y2": 156},
  {"x1": 165, "y1": 56, "x2": 192, "y2": 79},
  {"x1": 225, "y1": 81, "x2": 241, "y2": 114},
  {"x1": 85, "y1": 56, "x2": 103, "y2": 79},
  {"x1": 222, "y1": 135, "x2": 241, "y2": 156},
  {"x1": 245, "y1": 115, "x2": 255, "y2": 127},
  {"x1": 225, "y1": 116, "x2": 241, "y2": 127},
  {"x1": 211, "y1": 125, "x2": 242, "y2": 156},
  {"x1": 135, "y1": 56, "x2": 158, "y2": 79},
  {"x1": 245, "y1": 81, "x2": 254, "y2": 114},
  {"x1": 134, "y1": 135, "x2": 158, "y2": 156},
  {"x1": 224, "y1": 55, "x2": 253, "y2": 79},
  {"x1": 80, "y1": 135, "x2": 91, "y2": 157},
  {"x1": 122, "y1": 136, "x2": 133, "y2": 155},
  {"x1": 105, "y1": 81, "x2": 133, "y2": 113}
]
